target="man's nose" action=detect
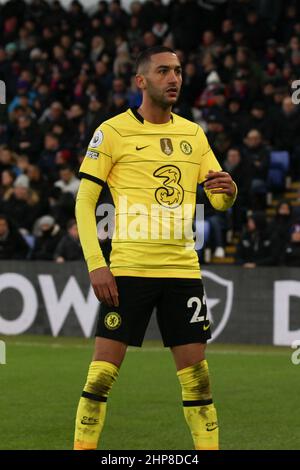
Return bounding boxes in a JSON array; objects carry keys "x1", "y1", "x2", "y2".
[{"x1": 168, "y1": 71, "x2": 178, "y2": 83}]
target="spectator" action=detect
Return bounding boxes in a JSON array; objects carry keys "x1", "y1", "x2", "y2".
[
  {"x1": 38, "y1": 101, "x2": 67, "y2": 135},
  {"x1": 271, "y1": 97, "x2": 300, "y2": 148},
  {"x1": 55, "y1": 219, "x2": 83, "y2": 262},
  {"x1": 243, "y1": 102, "x2": 272, "y2": 142},
  {"x1": 15, "y1": 154, "x2": 31, "y2": 176},
  {"x1": 54, "y1": 165, "x2": 80, "y2": 197},
  {"x1": 271, "y1": 96, "x2": 300, "y2": 178},
  {"x1": 0, "y1": 169, "x2": 16, "y2": 200},
  {"x1": 83, "y1": 97, "x2": 108, "y2": 140},
  {"x1": 226, "y1": 98, "x2": 246, "y2": 145},
  {"x1": 243, "y1": 129, "x2": 270, "y2": 208},
  {"x1": 31, "y1": 215, "x2": 64, "y2": 260},
  {"x1": 269, "y1": 200, "x2": 294, "y2": 265},
  {"x1": 0, "y1": 147, "x2": 18, "y2": 175},
  {"x1": 38, "y1": 132, "x2": 61, "y2": 178},
  {"x1": 0, "y1": 174, "x2": 41, "y2": 230},
  {"x1": 27, "y1": 164, "x2": 50, "y2": 214},
  {"x1": 223, "y1": 147, "x2": 250, "y2": 232},
  {"x1": 236, "y1": 212, "x2": 273, "y2": 267},
  {"x1": 90, "y1": 36, "x2": 107, "y2": 65},
  {"x1": 206, "y1": 114, "x2": 231, "y2": 164},
  {"x1": 0, "y1": 214, "x2": 29, "y2": 260},
  {"x1": 284, "y1": 222, "x2": 300, "y2": 267}
]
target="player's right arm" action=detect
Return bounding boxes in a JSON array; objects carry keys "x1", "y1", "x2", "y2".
[{"x1": 75, "y1": 125, "x2": 119, "y2": 307}]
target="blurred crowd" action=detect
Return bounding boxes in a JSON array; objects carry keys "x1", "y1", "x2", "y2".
[{"x1": 0, "y1": 0, "x2": 300, "y2": 266}]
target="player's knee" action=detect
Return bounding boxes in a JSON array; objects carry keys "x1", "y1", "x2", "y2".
[
  {"x1": 84, "y1": 361, "x2": 119, "y2": 397},
  {"x1": 177, "y1": 360, "x2": 212, "y2": 401},
  {"x1": 93, "y1": 339, "x2": 127, "y2": 367}
]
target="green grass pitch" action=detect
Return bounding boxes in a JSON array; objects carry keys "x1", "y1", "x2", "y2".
[{"x1": 0, "y1": 335, "x2": 299, "y2": 450}]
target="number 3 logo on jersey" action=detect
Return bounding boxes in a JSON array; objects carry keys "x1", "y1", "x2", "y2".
[{"x1": 153, "y1": 165, "x2": 184, "y2": 209}]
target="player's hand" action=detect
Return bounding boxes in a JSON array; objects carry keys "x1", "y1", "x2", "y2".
[
  {"x1": 89, "y1": 267, "x2": 119, "y2": 307},
  {"x1": 204, "y1": 170, "x2": 236, "y2": 197}
]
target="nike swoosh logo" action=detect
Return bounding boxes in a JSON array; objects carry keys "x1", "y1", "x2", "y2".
[
  {"x1": 203, "y1": 323, "x2": 210, "y2": 331},
  {"x1": 207, "y1": 426, "x2": 218, "y2": 432},
  {"x1": 136, "y1": 145, "x2": 150, "y2": 151}
]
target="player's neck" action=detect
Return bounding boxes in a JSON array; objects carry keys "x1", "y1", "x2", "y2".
[{"x1": 137, "y1": 102, "x2": 172, "y2": 124}]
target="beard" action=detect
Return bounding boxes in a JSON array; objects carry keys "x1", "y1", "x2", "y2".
[{"x1": 146, "y1": 81, "x2": 179, "y2": 109}]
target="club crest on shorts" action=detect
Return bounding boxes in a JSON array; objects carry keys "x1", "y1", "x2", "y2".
[
  {"x1": 160, "y1": 138, "x2": 173, "y2": 155},
  {"x1": 104, "y1": 312, "x2": 122, "y2": 330},
  {"x1": 89, "y1": 129, "x2": 103, "y2": 148},
  {"x1": 180, "y1": 140, "x2": 192, "y2": 155}
]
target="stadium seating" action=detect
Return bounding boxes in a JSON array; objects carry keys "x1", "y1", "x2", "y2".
[
  {"x1": 269, "y1": 151, "x2": 290, "y2": 173},
  {"x1": 267, "y1": 168, "x2": 286, "y2": 191},
  {"x1": 267, "y1": 151, "x2": 290, "y2": 191}
]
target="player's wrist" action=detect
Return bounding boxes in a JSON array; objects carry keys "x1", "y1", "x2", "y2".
[{"x1": 87, "y1": 254, "x2": 107, "y2": 272}]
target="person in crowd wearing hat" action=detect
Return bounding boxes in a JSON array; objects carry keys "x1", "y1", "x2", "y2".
[{"x1": 31, "y1": 215, "x2": 64, "y2": 260}]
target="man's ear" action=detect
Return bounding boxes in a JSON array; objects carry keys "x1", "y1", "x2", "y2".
[{"x1": 135, "y1": 74, "x2": 146, "y2": 90}]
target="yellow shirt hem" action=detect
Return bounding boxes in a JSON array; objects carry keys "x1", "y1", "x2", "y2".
[{"x1": 110, "y1": 267, "x2": 202, "y2": 279}]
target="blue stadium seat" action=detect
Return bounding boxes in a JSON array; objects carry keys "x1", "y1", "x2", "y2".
[
  {"x1": 269, "y1": 151, "x2": 290, "y2": 173},
  {"x1": 267, "y1": 168, "x2": 285, "y2": 190}
]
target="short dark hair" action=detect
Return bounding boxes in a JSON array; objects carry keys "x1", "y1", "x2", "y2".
[{"x1": 135, "y1": 46, "x2": 176, "y2": 73}]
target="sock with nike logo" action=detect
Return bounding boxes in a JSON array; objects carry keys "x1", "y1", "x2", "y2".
[
  {"x1": 74, "y1": 361, "x2": 119, "y2": 450},
  {"x1": 177, "y1": 360, "x2": 219, "y2": 450}
]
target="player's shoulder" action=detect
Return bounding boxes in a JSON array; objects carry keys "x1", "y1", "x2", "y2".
[
  {"x1": 171, "y1": 112, "x2": 201, "y2": 136},
  {"x1": 97, "y1": 109, "x2": 139, "y2": 137}
]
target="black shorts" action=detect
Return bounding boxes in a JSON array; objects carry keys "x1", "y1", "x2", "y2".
[{"x1": 95, "y1": 277, "x2": 211, "y2": 347}]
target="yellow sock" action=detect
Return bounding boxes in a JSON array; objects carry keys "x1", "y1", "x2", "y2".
[
  {"x1": 177, "y1": 360, "x2": 219, "y2": 450},
  {"x1": 74, "y1": 361, "x2": 119, "y2": 450}
]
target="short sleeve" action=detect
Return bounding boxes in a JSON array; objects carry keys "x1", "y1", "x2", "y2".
[{"x1": 79, "y1": 124, "x2": 114, "y2": 186}]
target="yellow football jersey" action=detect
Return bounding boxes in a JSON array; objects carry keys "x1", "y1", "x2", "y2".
[{"x1": 79, "y1": 108, "x2": 236, "y2": 278}]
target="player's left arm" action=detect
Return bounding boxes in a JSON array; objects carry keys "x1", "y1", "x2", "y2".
[{"x1": 197, "y1": 128, "x2": 237, "y2": 211}]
